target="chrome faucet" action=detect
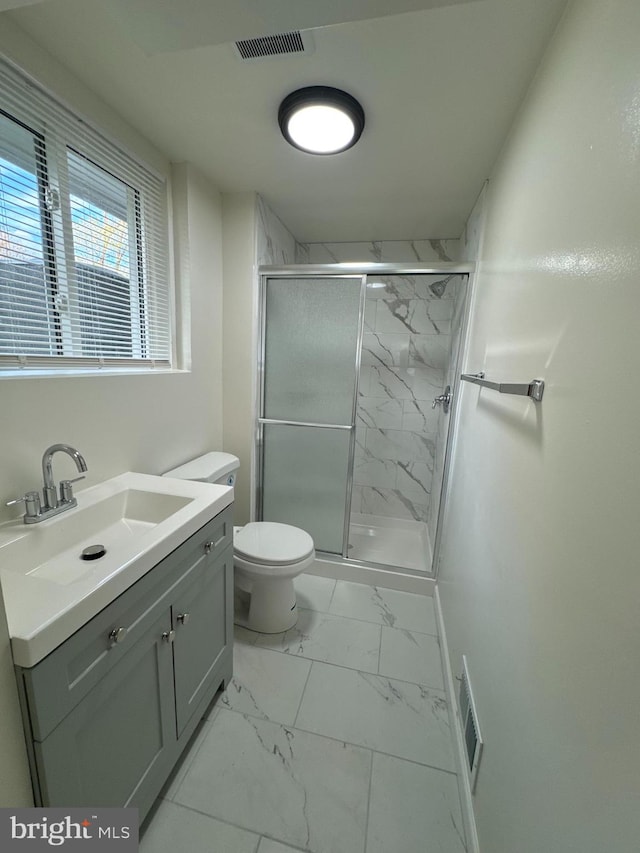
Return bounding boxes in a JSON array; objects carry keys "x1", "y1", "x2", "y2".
[{"x1": 7, "y1": 444, "x2": 88, "y2": 524}]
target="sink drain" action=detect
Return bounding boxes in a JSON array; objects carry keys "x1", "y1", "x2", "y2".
[{"x1": 81, "y1": 544, "x2": 107, "y2": 561}]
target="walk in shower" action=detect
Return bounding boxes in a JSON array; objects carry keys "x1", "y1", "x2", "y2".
[{"x1": 255, "y1": 265, "x2": 469, "y2": 578}]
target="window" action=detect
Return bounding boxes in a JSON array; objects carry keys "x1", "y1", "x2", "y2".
[{"x1": 0, "y1": 58, "x2": 171, "y2": 372}]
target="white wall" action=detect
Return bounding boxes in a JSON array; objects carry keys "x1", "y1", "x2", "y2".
[
  {"x1": 437, "y1": 2, "x2": 640, "y2": 851},
  {"x1": 0, "y1": 28, "x2": 224, "y2": 804},
  {"x1": 221, "y1": 193, "x2": 257, "y2": 524}
]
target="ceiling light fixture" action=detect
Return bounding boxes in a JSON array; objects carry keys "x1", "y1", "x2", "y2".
[{"x1": 278, "y1": 86, "x2": 365, "y2": 155}]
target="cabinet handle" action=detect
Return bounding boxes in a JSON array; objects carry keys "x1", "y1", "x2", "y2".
[
  {"x1": 162, "y1": 629, "x2": 176, "y2": 643},
  {"x1": 108, "y1": 626, "x2": 127, "y2": 644},
  {"x1": 204, "y1": 541, "x2": 214, "y2": 554},
  {"x1": 177, "y1": 612, "x2": 190, "y2": 625}
]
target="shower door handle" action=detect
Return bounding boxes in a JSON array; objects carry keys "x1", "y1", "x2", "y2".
[{"x1": 432, "y1": 386, "x2": 452, "y2": 414}]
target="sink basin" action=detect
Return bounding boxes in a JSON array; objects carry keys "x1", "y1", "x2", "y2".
[{"x1": 0, "y1": 472, "x2": 233, "y2": 667}]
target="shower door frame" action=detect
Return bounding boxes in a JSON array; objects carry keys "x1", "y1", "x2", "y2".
[
  {"x1": 255, "y1": 270, "x2": 367, "y2": 558},
  {"x1": 255, "y1": 262, "x2": 474, "y2": 579}
]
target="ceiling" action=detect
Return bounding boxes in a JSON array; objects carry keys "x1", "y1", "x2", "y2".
[{"x1": 5, "y1": 0, "x2": 567, "y2": 242}]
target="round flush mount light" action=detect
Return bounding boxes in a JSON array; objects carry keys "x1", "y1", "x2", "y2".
[{"x1": 278, "y1": 86, "x2": 365, "y2": 155}]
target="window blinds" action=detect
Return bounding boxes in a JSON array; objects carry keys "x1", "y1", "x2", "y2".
[{"x1": 0, "y1": 57, "x2": 172, "y2": 370}]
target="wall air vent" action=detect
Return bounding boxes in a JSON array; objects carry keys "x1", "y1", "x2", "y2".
[
  {"x1": 459, "y1": 655, "x2": 484, "y2": 793},
  {"x1": 235, "y1": 31, "x2": 307, "y2": 60}
]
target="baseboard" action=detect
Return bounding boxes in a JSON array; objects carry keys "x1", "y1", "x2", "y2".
[
  {"x1": 309, "y1": 557, "x2": 435, "y2": 596},
  {"x1": 434, "y1": 585, "x2": 480, "y2": 853}
]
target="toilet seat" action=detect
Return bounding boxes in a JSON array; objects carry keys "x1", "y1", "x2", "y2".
[{"x1": 234, "y1": 522, "x2": 314, "y2": 566}]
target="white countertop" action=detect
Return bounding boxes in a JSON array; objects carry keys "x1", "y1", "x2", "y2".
[{"x1": 0, "y1": 472, "x2": 233, "y2": 668}]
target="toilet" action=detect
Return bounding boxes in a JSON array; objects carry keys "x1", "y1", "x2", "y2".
[{"x1": 163, "y1": 452, "x2": 315, "y2": 633}]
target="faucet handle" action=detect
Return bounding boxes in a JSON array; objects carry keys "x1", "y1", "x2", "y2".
[
  {"x1": 59, "y1": 476, "x2": 85, "y2": 504},
  {"x1": 7, "y1": 491, "x2": 41, "y2": 519}
]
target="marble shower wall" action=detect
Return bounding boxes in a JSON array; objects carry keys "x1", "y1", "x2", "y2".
[
  {"x1": 255, "y1": 195, "x2": 297, "y2": 266},
  {"x1": 427, "y1": 276, "x2": 468, "y2": 536},
  {"x1": 296, "y1": 239, "x2": 460, "y2": 265},
  {"x1": 353, "y1": 273, "x2": 467, "y2": 526}
]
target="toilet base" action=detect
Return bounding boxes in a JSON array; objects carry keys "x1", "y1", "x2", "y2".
[{"x1": 235, "y1": 577, "x2": 298, "y2": 634}]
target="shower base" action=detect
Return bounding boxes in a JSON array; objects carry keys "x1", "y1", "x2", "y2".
[{"x1": 347, "y1": 513, "x2": 432, "y2": 574}]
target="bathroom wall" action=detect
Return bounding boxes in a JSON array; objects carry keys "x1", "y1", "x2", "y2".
[
  {"x1": 0, "y1": 20, "x2": 225, "y2": 804},
  {"x1": 437, "y1": 2, "x2": 640, "y2": 851},
  {"x1": 297, "y1": 239, "x2": 460, "y2": 265}
]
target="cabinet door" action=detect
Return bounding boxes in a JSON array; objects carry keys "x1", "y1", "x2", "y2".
[
  {"x1": 173, "y1": 544, "x2": 233, "y2": 736},
  {"x1": 34, "y1": 608, "x2": 175, "y2": 813}
]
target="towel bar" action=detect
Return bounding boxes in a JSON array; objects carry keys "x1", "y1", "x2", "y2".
[{"x1": 460, "y1": 372, "x2": 544, "y2": 402}]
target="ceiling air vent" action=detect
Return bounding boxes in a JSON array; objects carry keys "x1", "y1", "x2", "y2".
[{"x1": 235, "y1": 31, "x2": 308, "y2": 60}]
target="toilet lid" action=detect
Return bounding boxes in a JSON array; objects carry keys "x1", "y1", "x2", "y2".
[{"x1": 234, "y1": 522, "x2": 314, "y2": 566}]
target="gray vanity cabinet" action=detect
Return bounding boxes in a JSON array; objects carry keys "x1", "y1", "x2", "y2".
[
  {"x1": 172, "y1": 545, "x2": 231, "y2": 736},
  {"x1": 34, "y1": 607, "x2": 176, "y2": 812},
  {"x1": 15, "y1": 505, "x2": 233, "y2": 821}
]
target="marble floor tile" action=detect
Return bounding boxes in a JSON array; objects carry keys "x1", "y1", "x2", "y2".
[
  {"x1": 161, "y1": 716, "x2": 215, "y2": 801},
  {"x1": 366, "y1": 753, "x2": 466, "y2": 853},
  {"x1": 254, "y1": 608, "x2": 381, "y2": 673},
  {"x1": 379, "y1": 627, "x2": 444, "y2": 690},
  {"x1": 329, "y1": 581, "x2": 438, "y2": 635},
  {"x1": 174, "y1": 709, "x2": 371, "y2": 853},
  {"x1": 140, "y1": 800, "x2": 259, "y2": 853},
  {"x1": 219, "y1": 643, "x2": 311, "y2": 726},
  {"x1": 294, "y1": 573, "x2": 336, "y2": 613},
  {"x1": 235, "y1": 623, "x2": 259, "y2": 646},
  {"x1": 295, "y1": 662, "x2": 454, "y2": 771}
]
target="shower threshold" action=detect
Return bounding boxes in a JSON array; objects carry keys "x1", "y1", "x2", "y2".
[{"x1": 347, "y1": 513, "x2": 432, "y2": 574}]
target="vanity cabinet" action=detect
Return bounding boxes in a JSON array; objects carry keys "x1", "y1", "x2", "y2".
[{"x1": 15, "y1": 505, "x2": 233, "y2": 821}]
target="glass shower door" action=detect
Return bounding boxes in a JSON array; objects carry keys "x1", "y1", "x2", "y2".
[{"x1": 258, "y1": 276, "x2": 364, "y2": 554}]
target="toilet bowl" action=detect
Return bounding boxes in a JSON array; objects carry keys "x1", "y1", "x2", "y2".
[
  {"x1": 233, "y1": 522, "x2": 315, "y2": 633},
  {"x1": 163, "y1": 453, "x2": 315, "y2": 634}
]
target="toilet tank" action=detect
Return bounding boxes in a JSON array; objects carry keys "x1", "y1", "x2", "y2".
[{"x1": 163, "y1": 452, "x2": 240, "y2": 487}]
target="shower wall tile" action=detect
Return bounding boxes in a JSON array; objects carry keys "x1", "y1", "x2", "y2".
[
  {"x1": 411, "y1": 367, "x2": 445, "y2": 402},
  {"x1": 424, "y1": 298, "x2": 454, "y2": 322},
  {"x1": 355, "y1": 426, "x2": 367, "y2": 454},
  {"x1": 402, "y1": 399, "x2": 440, "y2": 433},
  {"x1": 362, "y1": 332, "x2": 410, "y2": 368},
  {"x1": 368, "y1": 365, "x2": 417, "y2": 401},
  {"x1": 346, "y1": 273, "x2": 463, "y2": 533},
  {"x1": 354, "y1": 453, "x2": 399, "y2": 489},
  {"x1": 256, "y1": 195, "x2": 297, "y2": 266},
  {"x1": 428, "y1": 274, "x2": 470, "y2": 535},
  {"x1": 368, "y1": 276, "x2": 415, "y2": 301},
  {"x1": 296, "y1": 239, "x2": 460, "y2": 265},
  {"x1": 374, "y1": 298, "x2": 451, "y2": 336},
  {"x1": 356, "y1": 396, "x2": 404, "y2": 430},
  {"x1": 408, "y1": 336, "x2": 449, "y2": 370},
  {"x1": 295, "y1": 241, "x2": 310, "y2": 264},
  {"x1": 366, "y1": 429, "x2": 433, "y2": 468},
  {"x1": 364, "y1": 298, "x2": 377, "y2": 331},
  {"x1": 362, "y1": 364, "x2": 444, "y2": 405},
  {"x1": 397, "y1": 461, "x2": 433, "y2": 505},
  {"x1": 360, "y1": 486, "x2": 428, "y2": 523}
]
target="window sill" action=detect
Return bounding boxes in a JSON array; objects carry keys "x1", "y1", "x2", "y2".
[{"x1": 0, "y1": 367, "x2": 190, "y2": 380}]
